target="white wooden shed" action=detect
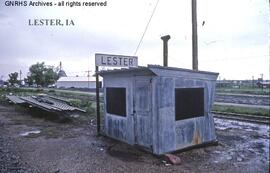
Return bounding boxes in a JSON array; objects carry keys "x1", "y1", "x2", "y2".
[{"x1": 98, "y1": 65, "x2": 218, "y2": 155}]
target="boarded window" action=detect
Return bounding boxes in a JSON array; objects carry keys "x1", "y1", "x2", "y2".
[
  {"x1": 175, "y1": 88, "x2": 204, "y2": 121},
  {"x1": 106, "y1": 87, "x2": 126, "y2": 117}
]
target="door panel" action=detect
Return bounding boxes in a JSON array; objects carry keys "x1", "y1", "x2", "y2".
[{"x1": 134, "y1": 79, "x2": 152, "y2": 148}]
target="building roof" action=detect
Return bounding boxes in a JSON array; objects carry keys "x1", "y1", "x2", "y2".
[
  {"x1": 57, "y1": 76, "x2": 96, "y2": 82},
  {"x1": 257, "y1": 81, "x2": 270, "y2": 86},
  {"x1": 58, "y1": 70, "x2": 67, "y2": 77},
  {"x1": 98, "y1": 65, "x2": 219, "y2": 80}
]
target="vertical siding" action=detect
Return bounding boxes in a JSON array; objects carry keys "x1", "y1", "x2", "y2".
[
  {"x1": 103, "y1": 76, "x2": 135, "y2": 144},
  {"x1": 101, "y1": 68, "x2": 218, "y2": 155},
  {"x1": 157, "y1": 77, "x2": 176, "y2": 154},
  {"x1": 156, "y1": 76, "x2": 217, "y2": 154},
  {"x1": 152, "y1": 77, "x2": 159, "y2": 154},
  {"x1": 106, "y1": 115, "x2": 126, "y2": 140}
]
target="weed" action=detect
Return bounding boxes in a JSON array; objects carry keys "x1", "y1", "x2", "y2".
[{"x1": 213, "y1": 105, "x2": 269, "y2": 116}]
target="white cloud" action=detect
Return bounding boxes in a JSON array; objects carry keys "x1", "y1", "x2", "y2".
[{"x1": 0, "y1": 0, "x2": 269, "y2": 80}]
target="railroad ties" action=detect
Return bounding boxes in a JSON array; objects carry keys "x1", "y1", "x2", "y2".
[{"x1": 213, "y1": 111, "x2": 270, "y2": 125}]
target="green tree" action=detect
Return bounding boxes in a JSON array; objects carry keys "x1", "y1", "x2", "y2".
[
  {"x1": 28, "y1": 62, "x2": 59, "y2": 87},
  {"x1": 44, "y1": 67, "x2": 59, "y2": 85},
  {"x1": 8, "y1": 72, "x2": 19, "y2": 86},
  {"x1": 24, "y1": 76, "x2": 34, "y2": 86}
]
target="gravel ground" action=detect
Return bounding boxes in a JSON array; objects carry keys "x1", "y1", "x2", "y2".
[
  {"x1": 0, "y1": 136, "x2": 23, "y2": 173},
  {"x1": 0, "y1": 104, "x2": 269, "y2": 173},
  {"x1": 215, "y1": 93, "x2": 270, "y2": 106},
  {"x1": 0, "y1": 123, "x2": 33, "y2": 173}
]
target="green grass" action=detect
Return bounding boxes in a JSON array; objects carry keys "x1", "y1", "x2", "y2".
[
  {"x1": 68, "y1": 98, "x2": 96, "y2": 115},
  {"x1": 216, "y1": 87, "x2": 270, "y2": 95},
  {"x1": 213, "y1": 105, "x2": 269, "y2": 116}
]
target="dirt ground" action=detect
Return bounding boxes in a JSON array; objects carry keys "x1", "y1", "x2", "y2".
[{"x1": 0, "y1": 104, "x2": 269, "y2": 173}]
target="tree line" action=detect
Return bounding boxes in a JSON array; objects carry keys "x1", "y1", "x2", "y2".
[{"x1": 8, "y1": 62, "x2": 59, "y2": 87}]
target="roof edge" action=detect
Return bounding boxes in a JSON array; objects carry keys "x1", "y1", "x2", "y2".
[
  {"x1": 96, "y1": 64, "x2": 219, "y2": 77},
  {"x1": 147, "y1": 65, "x2": 219, "y2": 76}
]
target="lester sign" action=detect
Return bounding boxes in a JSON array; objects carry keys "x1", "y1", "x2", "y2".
[{"x1": 95, "y1": 53, "x2": 138, "y2": 67}]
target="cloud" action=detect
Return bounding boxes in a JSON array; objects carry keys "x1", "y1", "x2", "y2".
[
  {"x1": 0, "y1": 0, "x2": 269, "y2": 80},
  {"x1": 0, "y1": 12, "x2": 7, "y2": 19}
]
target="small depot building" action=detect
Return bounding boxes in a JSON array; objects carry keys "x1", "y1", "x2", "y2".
[{"x1": 98, "y1": 65, "x2": 219, "y2": 155}]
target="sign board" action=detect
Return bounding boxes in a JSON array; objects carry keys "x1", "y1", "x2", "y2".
[
  {"x1": 94, "y1": 53, "x2": 138, "y2": 134},
  {"x1": 95, "y1": 53, "x2": 138, "y2": 67}
]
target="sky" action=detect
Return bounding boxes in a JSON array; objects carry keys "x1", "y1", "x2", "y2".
[{"x1": 0, "y1": 0, "x2": 269, "y2": 80}]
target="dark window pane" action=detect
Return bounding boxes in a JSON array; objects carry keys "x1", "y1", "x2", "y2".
[
  {"x1": 175, "y1": 88, "x2": 204, "y2": 121},
  {"x1": 106, "y1": 87, "x2": 126, "y2": 117}
]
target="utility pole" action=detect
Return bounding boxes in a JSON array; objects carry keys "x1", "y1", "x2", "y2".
[
  {"x1": 192, "y1": 0, "x2": 198, "y2": 70},
  {"x1": 95, "y1": 66, "x2": 100, "y2": 135},
  {"x1": 86, "y1": 70, "x2": 91, "y2": 88}
]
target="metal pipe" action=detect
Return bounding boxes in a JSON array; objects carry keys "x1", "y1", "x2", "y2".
[{"x1": 161, "y1": 35, "x2": 171, "y2": 67}]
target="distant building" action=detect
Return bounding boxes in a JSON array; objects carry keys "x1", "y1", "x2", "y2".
[
  {"x1": 216, "y1": 80, "x2": 232, "y2": 88},
  {"x1": 56, "y1": 76, "x2": 101, "y2": 89},
  {"x1": 58, "y1": 70, "x2": 67, "y2": 77},
  {"x1": 57, "y1": 62, "x2": 67, "y2": 77},
  {"x1": 257, "y1": 81, "x2": 270, "y2": 88}
]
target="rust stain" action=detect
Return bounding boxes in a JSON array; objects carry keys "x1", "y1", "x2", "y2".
[{"x1": 192, "y1": 129, "x2": 201, "y2": 145}]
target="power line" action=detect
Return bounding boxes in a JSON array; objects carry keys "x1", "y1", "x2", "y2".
[{"x1": 134, "y1": 0, "x2": 160, "y2": 55}]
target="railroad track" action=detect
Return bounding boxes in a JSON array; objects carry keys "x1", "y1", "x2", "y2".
[
  {"x1": 85, "y1": 97, "x2": 270, "y2": 124},
  {"x1": 212, "y1": 111, "x2": 270, "y2": 125}
]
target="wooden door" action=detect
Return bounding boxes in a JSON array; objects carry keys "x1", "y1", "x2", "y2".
[{"x1": 133, "y1": 78, "x2": 152, "y2": 148}]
